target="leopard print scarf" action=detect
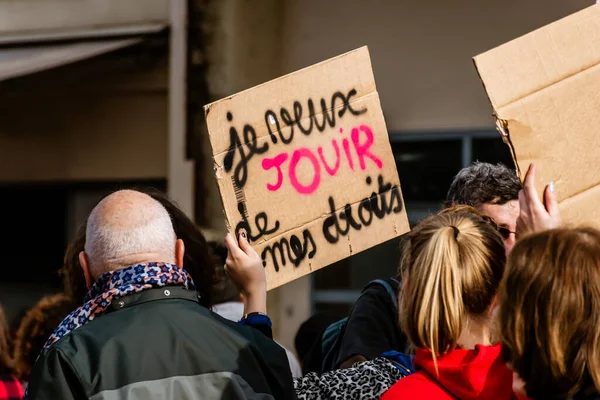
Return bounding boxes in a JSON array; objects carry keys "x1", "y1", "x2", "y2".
[{"x1": 43, "y1": 262, "x2": 195, "y2": 350}]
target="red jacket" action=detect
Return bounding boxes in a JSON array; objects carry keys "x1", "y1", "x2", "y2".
[
  {"x1": 382, "y1": 344, "x2": 521, "y2": 400},
  {"x1": 0, "y1": 375, "x2": 23, "y2": 400}
]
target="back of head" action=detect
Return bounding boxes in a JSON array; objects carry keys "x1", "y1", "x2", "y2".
[
  {"x1": 500, "y1": 227, "x2": 600, "y2": 400},
  {"x1": 295, "y1": 313, "x2": 341, "y2": 363},
  {"x1": 63, "y1": 189, "x2": 216, "y2": 307},
  {"x1": 445, "y1": 162, "x2": 521, "y2": 208},
  {"x1": 399, "y1": 208, "x2": 505, "y2": 361},
  {"x1": 141, "y1": 188, "x2": 216, "y2": 307},
  {"x1": 13, "y1": 294, "x2": 74, "y2": 380},
  {"x1": 85, "y1": 190, "x2": 176, "y2": 276}
]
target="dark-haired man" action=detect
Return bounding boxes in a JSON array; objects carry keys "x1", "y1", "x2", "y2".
[{"x1": 445, "y1": 162, "x2": 522, "y2": 253}]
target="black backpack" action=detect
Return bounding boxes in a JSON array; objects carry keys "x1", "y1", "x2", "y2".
[{"x1": 319, "y1": 278, "x2": 399, "y2": 373}]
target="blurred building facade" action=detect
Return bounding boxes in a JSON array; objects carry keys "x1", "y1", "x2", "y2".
[
  {"x1": 0, "y1": 0, "x2": 193, "y2": 326},
  {"x1": 0, "y1": 0, "x2": 593, "y2": 350}
]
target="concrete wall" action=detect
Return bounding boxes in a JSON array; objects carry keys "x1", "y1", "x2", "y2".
[{"x1": 280, "y1": 0, "x2": 593, "y2": 132}]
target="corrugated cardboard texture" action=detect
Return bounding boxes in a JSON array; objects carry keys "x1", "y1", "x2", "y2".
[
  {"x1": 204, "y1": 46, "x2": 410, "y2": 289},
  {"x1": 474, "y1": 5, "x2": 600, "y2": 228}
]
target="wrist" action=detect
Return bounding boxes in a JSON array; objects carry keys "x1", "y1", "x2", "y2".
[
  {"x1": 242, "y1": 311, "x2": 268, "y2": 319},
  {"x1": 243, "y1": 289, "x2": 267, "y2": 315},
  {"x1": 242, "y1": 282, "x2": 267, "y2": 298}
]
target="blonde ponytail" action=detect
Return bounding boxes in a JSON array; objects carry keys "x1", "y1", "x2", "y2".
[{"x1": 399, "y1": 208, "x2": 505, "y2": 372}]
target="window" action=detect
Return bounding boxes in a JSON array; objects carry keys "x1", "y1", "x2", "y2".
[
  {"x1": 392, "y1": 139, "x2": 462, "y2": 203},
  {"x1": 472, "y1": 137, "x2": 515, "y2": 167}
]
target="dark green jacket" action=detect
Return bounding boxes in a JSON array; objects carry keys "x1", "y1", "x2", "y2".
[{"x1": 27, "y1": 287, "x2": 296, "y2": 400}]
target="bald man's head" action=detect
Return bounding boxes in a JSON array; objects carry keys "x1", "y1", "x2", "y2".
[{"x1": 83, "y1": 190, "x2": 177, "y2": 278}]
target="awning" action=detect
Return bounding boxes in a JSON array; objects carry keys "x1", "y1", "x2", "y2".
[{"x1": 0, "y1": 37, "x2": 145, "y2": 83}]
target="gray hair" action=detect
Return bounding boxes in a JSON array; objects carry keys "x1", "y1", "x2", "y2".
[
  {"x1": 444, "y1": 162, "x2": 521, "y2": 209},
  {"x1": 85, "y1": 190, "x2": 176, "y2": 275}
]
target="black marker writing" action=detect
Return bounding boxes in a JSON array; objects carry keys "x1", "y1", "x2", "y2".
[
  {"x1": 265, "y1": 88, "x2": 367, "y2": 145},
  {"x1": 223, "y1": 112, "x2": 269, "y2": 189},
  {"x1": 225, "y1": 89, "x2": 367, "y2": 189},
  {"x1": 261, "y1": 229, "x2": 317, "y2": 272},
  {"x1": 322, "y1": 175, "x2": 404, "y2": 244},
  {"x1": 234, "y1": 202, "x2": 280, "y2": 242}
]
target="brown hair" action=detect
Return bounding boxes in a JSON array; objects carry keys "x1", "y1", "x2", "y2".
[
  {"x1": 399, "y1": 208, "x2": 505, "y2": 369},
  {"x1": 60, "y1": 222, "x2": 87, "y2": 305},
  {"x1": 499, "y1": 228, "x2": 600, "y2": 400},
  {"x1": 60, "y1": 189, "x2": 217, "y2": 308},
  {"x1": 12, "y1": 294, "x2": 74, "y2": 380},
  {"x1": 0, "y1": 305, "x2": 15, "y2": 375}
]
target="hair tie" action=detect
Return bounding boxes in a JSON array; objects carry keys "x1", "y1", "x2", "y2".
[{"x1": 450, "y1": 225, "x2": 460, "y2": 240}]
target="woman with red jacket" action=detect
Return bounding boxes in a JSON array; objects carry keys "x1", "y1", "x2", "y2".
[{"x1": 382, "y1": 209, "x2": 522, "y2": 400}]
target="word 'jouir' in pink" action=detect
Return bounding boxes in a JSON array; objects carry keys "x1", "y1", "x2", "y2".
[{"x1": 261, "y1": 125, "x2": 383, "y2": 195}]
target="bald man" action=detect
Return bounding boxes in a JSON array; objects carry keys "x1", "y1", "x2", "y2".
[{"x1": 26, "y1": 190, "x2": 295, "y2": 400}]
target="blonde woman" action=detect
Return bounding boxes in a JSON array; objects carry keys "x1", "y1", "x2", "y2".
[{"x1": 382, "y1": 210, "x2": 521, "y2": 400}]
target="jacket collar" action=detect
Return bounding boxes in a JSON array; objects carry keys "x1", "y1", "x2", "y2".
[{"x1": 110, "y1": 286, "x2": 201, "y2": 311}]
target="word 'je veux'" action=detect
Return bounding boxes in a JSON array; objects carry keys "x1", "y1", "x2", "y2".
[{"x1": 222, "y1": 88, "x2": 366, "y2": 190}]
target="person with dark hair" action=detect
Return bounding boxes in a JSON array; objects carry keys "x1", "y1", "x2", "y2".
[
  {"x1": 59, "y1": 225, "x2": 88, "y2": 307},
  {"x1": 12, "y1": 294, "x2": 74, "y2": 385},
  {"x1": 445, "y1": 162, "x2": 522, "y2": 253},
  {"x1": 27, "y1": 190, "x2": 295, "y2": 400},
  {"x1": 0, "y1": 305, "x2": 24, "y2": 400},
  {"x1": 331, "y1": 275, "x2": 406, "y2": 371},
  {"x1": 294, "y1": 313, "x2": 340, "y2": 371}
]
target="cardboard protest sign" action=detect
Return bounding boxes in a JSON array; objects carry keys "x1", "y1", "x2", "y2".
[
  {"x1": 204, "y1": 46, "x2": 410, "y2": 289},
  {"x1": 474, "y1": 5, "x2": 600, "y2": 228}
]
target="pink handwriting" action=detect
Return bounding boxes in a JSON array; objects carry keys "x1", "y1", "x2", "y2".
[
  {"x1": 289, "y1": 148, "x2": 321, "y2": 194},
  {"x1": 261, "y1": 153, "x2": 288, "y2": 191},
  {"x1": 261, "y1": 124, "x2": 383, "y2": 195},
  {"x1": 352, "y1": 125, "x2": 383, "y2": 170}
]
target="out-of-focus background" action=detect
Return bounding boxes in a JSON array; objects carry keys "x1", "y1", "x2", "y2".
[{"x1": 0, "y1": 0, "x2": 591, "y2": 352}]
